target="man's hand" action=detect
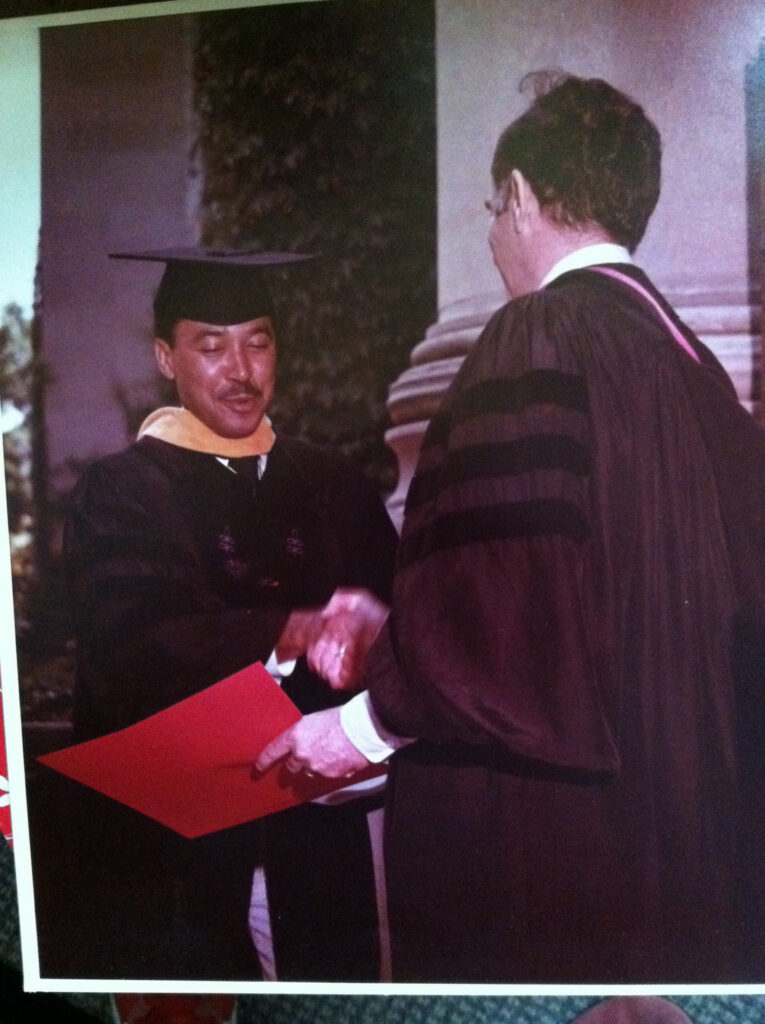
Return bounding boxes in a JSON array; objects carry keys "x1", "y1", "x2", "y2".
[
  {"x1": 275, "y1": 608, "x2": 323, "y2": 663},
  {"x1": 254, "y1": 706, "x2": 372, "y2": 779},
  {"x1": 307, "y1": 588, "x2": 389, "y2": 690}
]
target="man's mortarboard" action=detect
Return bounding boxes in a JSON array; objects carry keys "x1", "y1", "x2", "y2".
[{"x1": 109, "y1": 247, "x2": 314, "y2": 330}]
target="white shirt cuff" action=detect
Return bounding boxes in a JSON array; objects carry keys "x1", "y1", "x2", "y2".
[
  {"x1": 339, "y1": 690, "x2": 414, "y2": 763},
  {"x1": 264, "y1": 650, "x2": 296, "y2": 683}
]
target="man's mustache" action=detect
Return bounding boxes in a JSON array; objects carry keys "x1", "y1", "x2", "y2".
[{"x1": 220, "y1": 385, "x2": 262, "y2": 400}]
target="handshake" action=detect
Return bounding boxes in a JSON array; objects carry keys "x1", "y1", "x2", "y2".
[
  {"x1": 276, "y1": 587, "x2": 390, "y2": 691},
  {"x1": 255, "y1": 588, "x2": 391, "y2": 779}
]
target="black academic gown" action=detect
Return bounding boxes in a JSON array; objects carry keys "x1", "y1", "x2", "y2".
[
  {"x1": 29, "y1": 433, "x2": 397, "y2": 981},
  {"x1": 367, "y1": 266, "x2": 765, "y2": 983}
]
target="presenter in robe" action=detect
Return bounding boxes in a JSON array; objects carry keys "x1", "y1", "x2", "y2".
[{"x1": 258, "y1": 73, "x2": 765, "y2": 983}]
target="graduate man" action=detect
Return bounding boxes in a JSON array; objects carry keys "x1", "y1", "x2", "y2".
[
  {"x1": 34, "y1": 249, "x2": 397, "y2": 981},
  {"x1": 258, "y1": 73, "x2": 765, "y2": 982}
]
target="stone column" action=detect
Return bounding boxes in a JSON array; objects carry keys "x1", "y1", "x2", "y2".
[
  {"x1": 40, "y1": 14, "x2": 199, "y2": 488},
  {"x1": 385, "y1": 0, "x2": 764, "y2": 528}
]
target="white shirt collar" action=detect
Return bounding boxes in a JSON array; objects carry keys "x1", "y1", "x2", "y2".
[
  {"x1": 540, "y1": 243, "x2": 633, "y2": 288},
  {"x1": 216, "y1": 454, "x2": 267, "y2": 477}
]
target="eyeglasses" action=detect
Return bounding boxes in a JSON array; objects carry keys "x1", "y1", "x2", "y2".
[{"x1": 484, "y1": 183, "x2": 509, "y2": 217}]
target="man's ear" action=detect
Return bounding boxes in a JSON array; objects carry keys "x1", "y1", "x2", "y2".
[
  {"x1": 154, "y1": 338, "x2": 176, "y2": 380},
  {"x1": 509, "y1": 169, "x2": 539, "y2": 232}
]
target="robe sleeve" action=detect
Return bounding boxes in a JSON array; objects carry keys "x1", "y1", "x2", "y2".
[
  {"x1": 64, "y1": 455, "x2": 290, "y2": 735},
  {"x1": 306, "y1": 450, "x2": 399, "y2": 606},
  {"x1": 368, "y1": 297, "x2": 620, "y2": 776}
]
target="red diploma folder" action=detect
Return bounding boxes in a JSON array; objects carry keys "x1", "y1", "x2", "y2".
[{"x1": 38, "y1": 662, "x2": 383, "y2": 838}]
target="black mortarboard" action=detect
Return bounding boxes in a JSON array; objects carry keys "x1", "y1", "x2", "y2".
[{"x1": 110, "y1": 247, "x2": 314, "y2": 331}]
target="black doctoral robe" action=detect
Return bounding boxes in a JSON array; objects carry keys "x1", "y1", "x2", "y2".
[
  {"x1": 29, "y1": 433, "x2": 397, "y2": 981},
  {"x1": 367, "y1": 265, "x2": 765, "y2": 983}
]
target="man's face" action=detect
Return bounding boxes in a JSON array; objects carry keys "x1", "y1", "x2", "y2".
[{"x1": 154, "y1": 316, "x2": 276, "y2": 438}]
